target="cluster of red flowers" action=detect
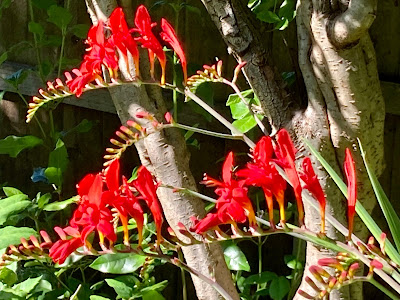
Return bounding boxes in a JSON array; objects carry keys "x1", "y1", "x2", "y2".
[
  {"x1": 66, "y1": 5, "x2": 186, "y2": 97},
  {"x1": 191, "y1": 129, "x2": 357, "y2": 236},
  {"x1": 49, "y1": 159, "x2": 163, "y2": 264}
]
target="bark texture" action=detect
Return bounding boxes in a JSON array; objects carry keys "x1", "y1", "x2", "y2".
[
  {"x1": 85, "y1": 1, "x2": 239, "y2": 299},
  {"x1": 201, "y1": 0, "x2": 384, "y2": 299}
]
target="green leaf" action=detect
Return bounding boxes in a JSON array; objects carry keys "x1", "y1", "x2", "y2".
[
  {"x1": 90, "y1": 296, "x2": 110, "y2": 300},
  {"x1": 279, "y1": 0, "x2": 296, "y2": 20},
  {"x1": 282, "y1": 71, "x2": 296, "y2": 86},
  {"x1": 47, "y1": 5, "x2": 72, "y2": 30},
  {"x1": 0, "y1": 135, "x2": 43, "y2": 158},
  {"x1": 284, "y1": 255, "x2": 303, "y2": 270},
  {"x1": 0, "y1": 268, "x2": 17, "y2": 286},
  {"x1": 90, "y1": 253, "x2": 146, "y2": 274},
  {"x1": 232, "y1": 114, "x2": 263, "y2": 133},
  {"x1": 142, "y1": 290, "x2": 165, "y2": 300},
  {"x1": 70, "y1": 24, "x2": 90, "y2": 39},
  {"x1": 303, "y1": 138, "x2": 400, "y2": 266},
  {"x1": 28, "y1": 21, "x2": 45, "y2": 38},
  {"x1": 359, "y1": 140, "x2": 400, "y2": 251},
  {"x1": 226, "y1": 89, "x2": 255, "y2": 106},
  {"x1": 140, "y1": 280, "x2": 168, "y2": 293},
  {"x1": 243, "y1": 271, "x2": 277, "y2": 286},
  {"x1": 127, "y1": 166, "x2": 139, "y2": 183},
  {"x1": 223, "y1": 242, "x2": 250, "y2": 271},
  {"x1": 43, "y1": 196, "x2": 78, "y2": 211},
  {"x1": 37, "y1": 193, "x2": 51, "y2": 209},
  {"x1": 5, "y1": 69, "x2": 30, "y2": 88},
  {"x1": 0, "y1": 91, "x2": 5, "y2": 102},
  {"x1": 256, "y1": 10, "x2": 281, "y2": 23},
  {"x1": 13, "y1": 276, "x2": 43, "y2": 296},
  {"x1": 0, "y1": 194, "x2": 31, "y2": 225},
  {"x1": 45, "y1": 139, "x2": 69, "y2": 187},
  {"x1": 0, "y1": 52, "x2": 7, "y2": 66},
  {"x1": 105, "y1": 278, "x2": 134, "y2": 299},
  {"x1": 69, "y1": 119, "x2": 94, "y2": 134},
  {"x1": 3, "y1": 187, "x2": 23, "y2": 197},
  {"x1": 0, "y1": 227, "x2": 37, "y2": 249},
  {"x1": 269, "y1": 276, "x2": 290, "y2": 300},
  {"x1": 32, "y1": 0, "x2": 57, "y2": 9}
]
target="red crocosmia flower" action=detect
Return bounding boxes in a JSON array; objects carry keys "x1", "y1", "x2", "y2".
[
  {"x1": 160, "y1": 18, "x2": 187, "y2": 84},
  {"x1": 237, "y1": 136, "x2": 286, "y2": 228},
  {"x1": 344, "y1": 148, "x2": 357, "y2": 240},
  {"x1": 103, "y1": 159, "x2": 144, "y2": 246},
  {"x1": 49, "y1": 226, "x2": 84, "y2": 264},
  {"x1": 67, "y1": 21, "x2": 118, "y2": 97},
  {"x1": 109, "y1": 8, "x2": 140, "y2": 76},
  {"x1": 134, "y1": 5, "x2": 166, "y2": 84},
  {"x1": 131, "y1": 166, "x2": 164, "y2": 245},
  {"x1": 273, "y1": 129, "x2": 304, "y2": 226},
  {"x1": 201, "y1": 152, "x2": 257, "y2": 230},
  {"x1": 71, "y1": 174, "x2": 116, "y2": 245},
  {"x1": 299, "y1": 157, "x2": 326, "y2": 234}
]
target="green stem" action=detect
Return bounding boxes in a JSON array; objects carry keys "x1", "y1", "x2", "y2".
[
  {"x1": 184, "y1": 88, "x2": 255, "y2": 148},
  {"x1": 58, "y1": 28, "x2": 66, "y2": 78},
  {"x1": 16, "y1": 90, "x2": 47, "y2": 139},
  {"x1": 49, "y1": 110, "x2": 55, "y2": 140},
  {"x1": 28, "y1": 0, "x2": 44, "y2": 82},
  {"x1": 369, "y1": 278, "x2": 400, "y2": 300},
  {"x1": 164, "y1": 123, "x2": 246, "y2": 141},
  {"x1": 178, "y1": 248, "x2": 187, "y2": 300}
]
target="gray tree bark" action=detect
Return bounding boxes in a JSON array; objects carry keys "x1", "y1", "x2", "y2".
[
  {"x1": 201, "y1": 0, "x2": 384, "y2": 299},
  {"x1": 84, "y1": 1, "x2": 239, "y2": 299}
]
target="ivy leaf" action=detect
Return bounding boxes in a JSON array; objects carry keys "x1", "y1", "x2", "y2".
[
  {"x1": 70, "y1": 24, "x2": 90, "y2": 39},
  {"x1": 0, "y1": 194, "x2": 31, "y2": 225},
  {"x1": 45, "y1": 139, "x2": 69, "y2": 187},
  {"x1": 43, "y1": 196, "x2": 78, "y2": 211},
  {"x1": 90, "y1": 253, "x2": 146, "y2": 274},
  {"x1": 47, "y1": 5, "x2": 72, "y2": 30},
  {"x1": 269, "y1": 276, "x2": 290, "y2": 300},
  {"x1": 28, "y1": 21, "x2": 45, "y2": 38},
  {"x1": 3, "y1": 187, "x2": 23, "y2": 197},
  {"x1": 0, "y1": 135, "x2": 43, "y2": 158},
  {"x1": 0, "y1": 226, "x2": 37, "y2": 249},
  {"x1": 223, "y1": 242, "x2": 250, "y2": 271}
]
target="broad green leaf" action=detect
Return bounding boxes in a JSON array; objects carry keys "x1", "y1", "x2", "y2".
[
  {"x1": 359, "y1": 140, "x2": 400, "y2": 251},
  {"x1": 0, "y1": 52, "x2": 7, "y2": 66},
  {"x1": 37, "y1": 193, "x2": 51, "y2": 209},
  {"x1": 0, "y1": 194, "x2": 31, "y2": 225},
  {"x1": 226, "y1": 89, "x2": 254, "y2": 106},
  {"x1": 257, "y1": 11, "x2": 281, "y2": 23},
  {"x1": 303, "y1": 138, "x2": 400, "y2": 266},
  {"x1": 3, "y1": 187, "x2": 23, "y2": 197},
  {"x1": 0, "y1": 135, "x2": 43, "y2": 158},
  {"x1": 12, "y1": 276, "x2": 43, "y2": 296},
  {"x1": 28, "y1": 21, "x2": 45, "y2": 38},
  {"x1": 0, "y1": 268, "x2": 17, "y2": 286},
  {"x1": 90, "y1": 253, "x2": 146, "y2": 274},
  {"x1": 47, "y1": 5, "x2": 72, "y2": 30},
  {"x1": 269, "y1": 276, "x2": 290, "y2": 300},
  {"x1": 45, "y1": 139, "x2": 69, "y2": 187},
  {"x1": 0, "y1": 226, "x2": 37, "y2": 249},
  {"x1": 230, "y1": 101, "x2": 251, "y2": 119},
  {"x1": 243, "y1": 271, "x2": 278, "y2": 285},
  {"x1": 90, "y1": 296, "x2": 110, "y2": 300},
  {"x1": 284, "y1": 255, "x2": 303, "y2": 270},
  {"x1": 142, "y1": 290, "x2": 165, "y2": 300},
  {"x1": 279, "y1": 0, "x2": 296, "y2": 20},
  {"x1": 70, "y1": 24, "x2": 90, "y2": 39},
  {"x1": 105, "y1": 278, "x2": 133, "y2": 299},
  {"x1": 223, "y1": 243, "x2": 250, "y2": 271},
  {"x1": 69, "y1": 119, "x2": 94, "y2": 134},
  {"x1": 232, "y1": 114, "x2": 263, "y2": 133},
  {"x1": 43, "y1": 196, "x2": 78, "y2": 211}
]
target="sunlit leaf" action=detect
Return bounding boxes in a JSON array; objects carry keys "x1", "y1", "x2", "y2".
[
  {"x1": 0, "y1": 135, "x2": 43, "y2": 158},
  {"x1": 43, "y1": 196, "x2": 78, "y2": 211},
  {"x1": 90, "y1": 253, "x2": 146, "y2": 274},
  {"x1": 0, "y1": 194, "x2": 31, "y2": 225},
  {"x1": 3, "y1": 187, "x2": 23, "y2": 197},
  {"x1": 0, "y1": 226, "x2": 37, "y2": 249},
  {"x1": 45, "y1": 139, "x2": 69, "y2": 187},
  {"x1": 223, "y1": 242, "x2": 250, "y2": 271}
]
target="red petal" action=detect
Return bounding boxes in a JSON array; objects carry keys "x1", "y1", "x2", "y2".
[
  {"x1": 88, "y1": 174, "x2": 103, "y2": 207},
  {"x1": 222, "y1": 152, "x2": 234, "y2": 185},
  {"x1": 105, "y1": 159, "x2": 120, "y2": 193}
]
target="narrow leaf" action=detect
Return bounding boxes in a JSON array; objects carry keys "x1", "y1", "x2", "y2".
[{"x1": 43, "y1": 196, "x2": 78, "y2": 211}]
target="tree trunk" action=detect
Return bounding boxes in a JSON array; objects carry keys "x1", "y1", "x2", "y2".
[
  {"x1": 84, "y1": 1, "x2": 239, "y2": 299},
  {"x1": 201, "y1": 0, "x2": 384, "y2": 299}
]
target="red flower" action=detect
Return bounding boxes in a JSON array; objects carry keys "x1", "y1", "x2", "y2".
[
  {"x1": 273, "y1": 129, "x2": 304, "y2": 226},
  {"x1": 160, "y1": 18, "x2": 187, "y2": 84},
  {"x1": 344, "y1": 148, "x2": 357, "y2": 240},
  {"x1": 134, "y1": 5, "x2": 166, "y2": 84},
  {"x1": 66, "y1": 22, "x2": 118, "y2": 97},
  {"x1": 201, "y1": 152, "x2": 257, "y2": 230},
  {"x1": 299, "y1": 157, "x2": 326, "y2": 233},
  {"x1": 131, "y1": 166, "x2": 164, "y2": 245},
  {"x1": 109, "y1": 8, "x2": 140, "y2": 76},
  {"x1": 49, "y1": 226, "x2": 83, "y2": 264},
  {"x1": 103, "y1": 159, "x2": 144, "y2": 246},
  {"x1": 237, "y1": 136, "x2": 286, "y2": 228},
  {"x1": 71, "y1": 173, "x2": 116, "y2": 245}
]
